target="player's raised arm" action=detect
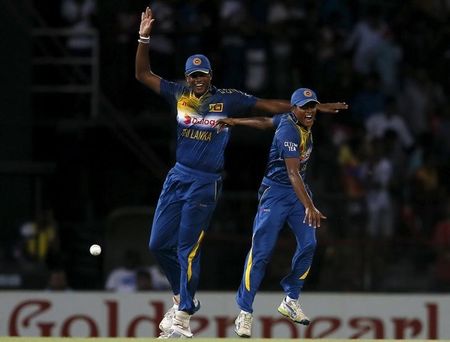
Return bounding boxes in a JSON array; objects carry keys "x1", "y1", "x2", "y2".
[
  {"x1": 215, "y1": 117, "x2": 275, "y2": 131},
  {"x1": 135, "y1": 7, "x2": 162, "y2": 94}
]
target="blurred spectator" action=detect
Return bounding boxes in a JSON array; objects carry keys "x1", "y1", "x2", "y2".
[
  {"x1": 314, "y1": 26, "x2": 341, "y2": 96},
  {"x1": 267, "y1": 0, "x2": 302, "y2": 97},
  {"x1": 350, "y1": 73, "x2": 386, "y2": 124},
  {"x1": 373, "y1": 29, "x2": 402, "y2": 93},
  {"x1": 46, "y1": 269, "x2": 71, "y2": 291},
  {"x1": 360, "y1": 139, "x2": 394, "y2": 239},
  {"x1": 382, "y1": 130, "x2": 409, "y2": 201},
  {"x1": 176, "y1": 0, "x2": 213, "y2": 60},
  {"x1": 15, "y1": 210, "x2": 61, "y2": 267},
  {"x1": 337, "y1": 135, "x2": 367, "y2": 237},
  {"x1": 344, "y1": 5, "x2": 388, "y2": 75},
  {"x1": 245, "y1": 1, "x2": 269, "y2": 94},
  {"x1": 400, "y1": 76, "x2": 427, "y2": 138},
  {"x1": 61, "y1": 0, "x2": 97, "y2": 56},
  {"x1": 365, "y1": 97, "x2": 414, "y2": 151},
  {"x1": 398, "y1": 70, "x2": 445, "y2": 138},
  {"x1": 136, "y1": 268, "x2": 153, "y2": 291},
  {"x1": 147, "y1": 264, "x2": 171, "y2": 291},
  {"x1": 105, "y1": 250, "x2": 140, "y2": 292},
  {"x1": 219, "y1": 0, "x2": 248, "y2": 89},
  {"x1": 105, "y1": 250, "x2": 170, "y2": 292}
]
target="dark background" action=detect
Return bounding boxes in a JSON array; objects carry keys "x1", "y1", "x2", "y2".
[{"x1": 0, "y1": 0, "x2": 449, "y2": 293}]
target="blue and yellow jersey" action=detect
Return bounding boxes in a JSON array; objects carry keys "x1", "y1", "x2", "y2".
[
  {"x1": 265, "y1": 113, "x2": 313, "y2": 185},
  {"x1": 160, "y1": 79, "x2": 257, "y2": 173}
]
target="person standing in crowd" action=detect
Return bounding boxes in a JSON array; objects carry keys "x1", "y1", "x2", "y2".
[
  {"x1": 216, "y1": 88, "x2": 326, "y2": 338},
  {"x1": 136, "y1": 7, "x2": 347, "y2": 338}
]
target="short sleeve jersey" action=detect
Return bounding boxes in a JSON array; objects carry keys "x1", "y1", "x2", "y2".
[
  {"x1": 160, "y1": 79, "x2": 258, "y2": 173},
  {"x1": 265, "y1": 113, "x2": 313, "y2": 185}
]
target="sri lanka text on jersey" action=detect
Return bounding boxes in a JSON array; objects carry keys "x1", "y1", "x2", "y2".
[{"x1": 181, "y1": 128, "x2": 213, "y2": 141}]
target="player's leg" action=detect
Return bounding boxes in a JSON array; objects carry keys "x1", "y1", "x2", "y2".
[
  {"x1": 148, "y1": 169, "x2": 183, "y2": 294},
  {"x1": 277, "y1": 200, "x2": 316, "y2": 325},
  {"x1": 148, "y1": 170, "x2": 185, "y2": 337},
  {"x1": 235, "y1": 184, "x2": 289, "y2": 335},
  {"x1": 169, "y1": 176, "x2": 221, "y2": 338},
  {"x1": 236, "y1": 212, "x2": 283, "y2": 312},
  {"x1": 177, "y1": 177, "x2": 221, "y2": 314},
  {"x1": 281, "y1": 209, "x2": 317, "y2": 297}
]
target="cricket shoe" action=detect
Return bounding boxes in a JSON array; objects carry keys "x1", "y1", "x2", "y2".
[
  {"x1": 159, "y1": 296, "x2": 179, "y2": 335},
  {"x1": 234, "y1": 311, "x2": 253, "y2": 338},
  {"x1": 277, "y1": 297, "x2": 310, "y2": 325},
  {"x1": 165, "y1": 310, "x2": 193, "y2": 338},
  {"x1": 159, "y1": 297, "x2": 200, "y2": 337}
]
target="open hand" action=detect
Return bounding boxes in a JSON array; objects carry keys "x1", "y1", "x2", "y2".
[
  {"x1": 139, "y1": 7, "x2": 155, "y2": 37},
  {"x1": 303, "y1": 206, "x2": 327, "y2": 228}
]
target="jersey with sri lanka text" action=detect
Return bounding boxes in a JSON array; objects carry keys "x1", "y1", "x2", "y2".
[
  {"x1": 265, "y1": 113, "x2": 313, "y2": 185},
  {"x1": 160, "y1": 79, "x2": 257, "y2": 173}
]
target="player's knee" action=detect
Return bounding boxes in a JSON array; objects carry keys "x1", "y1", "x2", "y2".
[
  {"x1": 253, "y1": 250, "x2": 272, "y2": 265},
  {"x1": 302, "y1": 240, "x2": 317, "y2": 255}
]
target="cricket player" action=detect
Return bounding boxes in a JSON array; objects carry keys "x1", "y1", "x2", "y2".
[
  {"x1": 216, "y1": 88, "x2": 325, "y2": 338},
  {"x1": 136, "y1": 7, "x2": 347, "y2": 338}
]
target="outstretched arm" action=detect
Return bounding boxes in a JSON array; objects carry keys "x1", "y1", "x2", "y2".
[
  {"x1": 285, "y1": 157, "x2": 326, "y2": 228},
  {"x1": 317, "y1": 102, "x2": 348, "y2": 113},
  {"x1": 215, "y1": 117, "x2": 275, "y2": 131},
  {"x1": 253, "y1": 99, "x2": 348, "y2": 115},
  {"x1": 253, "y1": 99, "x2": 291, "y2": 114},
  {"x1": 135, "y1": 7, "x2": 162, "y2": 94}
]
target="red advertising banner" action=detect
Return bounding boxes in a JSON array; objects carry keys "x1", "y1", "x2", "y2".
[{"x1": 0, "y1": 292, "x2": 448, "y2": 339}]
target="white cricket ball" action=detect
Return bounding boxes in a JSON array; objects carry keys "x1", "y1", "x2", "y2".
[{"x1": 89, "y1": 244, "x2": 101, "y2": 256}]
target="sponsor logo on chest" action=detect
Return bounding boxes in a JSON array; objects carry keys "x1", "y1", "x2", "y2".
[
  {"x1": 209, "y1": 103, "x2": 223, "y2": 112},
  {"x1": 183, "y1": 115, "x2": 217, "y2": 127}
]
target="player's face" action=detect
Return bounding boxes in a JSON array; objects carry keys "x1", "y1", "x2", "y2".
[
  {"x1": 185, "y1": 72, "x2": 212, "y2": 97},
  {"x1": 293, "y1": 102, "x2": 317, "y2": 129}
]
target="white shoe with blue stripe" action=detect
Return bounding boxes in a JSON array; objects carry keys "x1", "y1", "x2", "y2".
[{"x1": 277, "y1": 297, "x2": 310, "y2": 325}]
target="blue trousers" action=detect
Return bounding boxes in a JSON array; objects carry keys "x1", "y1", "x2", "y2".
[
  {"x1": 149, "y1": 163, "x2": 222, "y2": 314},
  {"x1": 236, "y1": 180, "x2": 317, "y2": 313}
]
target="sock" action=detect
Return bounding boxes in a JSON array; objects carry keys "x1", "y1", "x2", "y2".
[
  {"x1": 240, "y1": 310, "x2": 251, "y2": 315},
  {"x1": 286, "y1": 295, "x2": 298, "y2": 302}
]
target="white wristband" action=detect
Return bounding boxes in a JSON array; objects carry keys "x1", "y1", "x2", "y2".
[
  {"x1": 138, "y1": 38, "x2": 150, "y2": 44},
  {"x1": 139, "y1": 35, "x2": 150, "y2": 40}
]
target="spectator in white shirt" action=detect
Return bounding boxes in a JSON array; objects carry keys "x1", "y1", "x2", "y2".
[{"x1": 365, "y1": 97, "x2": 414, "y2": 151}]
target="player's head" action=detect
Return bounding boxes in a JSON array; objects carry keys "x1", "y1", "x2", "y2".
[
  {"x1": 290, "y1": 88, "x2": 320, "y2": 129},
  {"x1": 185, "y1": 54, "x2": 212, "y2": 97},
  {"x1": 185, "y1": 54, "x2": 211, "y2": 75}
]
